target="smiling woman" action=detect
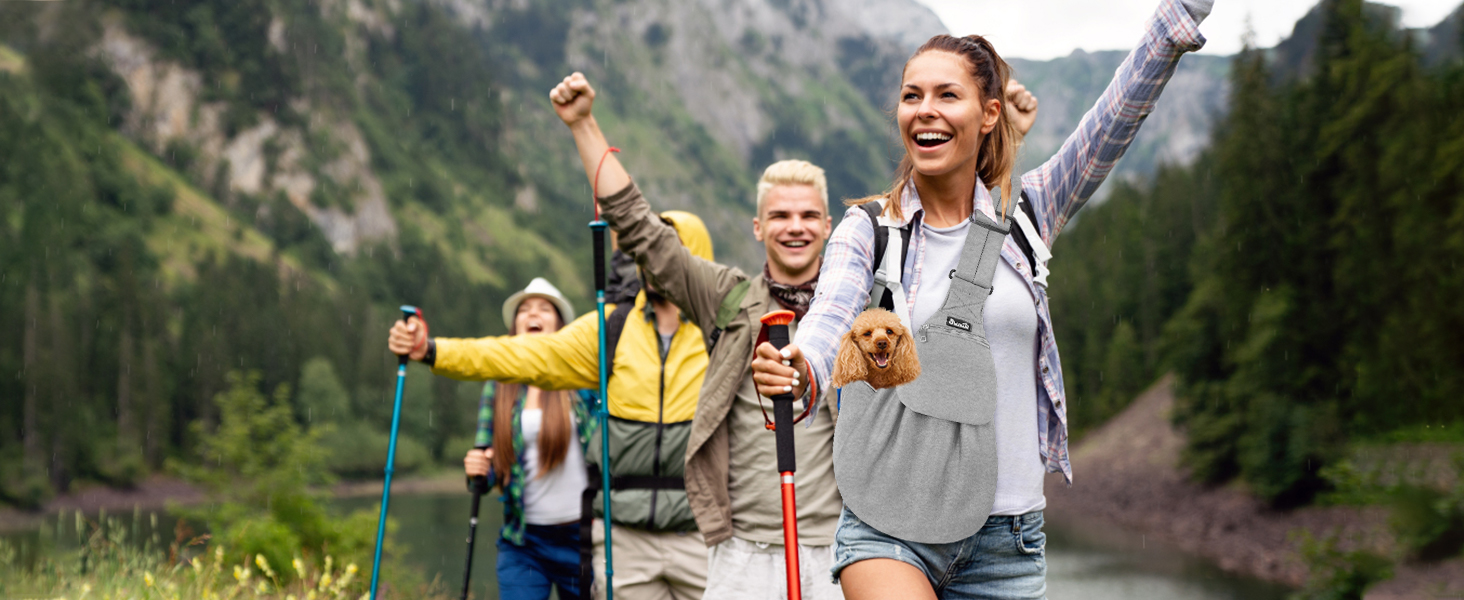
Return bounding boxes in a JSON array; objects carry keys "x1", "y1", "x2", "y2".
[
  {"x1": 871, "y1": 33, "x2": 1020, "y2": 227},
  {"x1": 750, "y1": 0, "x2": 1213, "y2": 598}
]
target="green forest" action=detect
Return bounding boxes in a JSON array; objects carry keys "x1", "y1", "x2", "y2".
[
  {"x1": 0, "y1": 0, "x2": 570, "y2": 508},
  {"x1": 0, "y1": 0, "x2": 1460, "y2": 554},
  {"x1": 1049, "y1": 0, "x2": 1464, "y2": 509},
  {"x1": 0, "y1": 0, "x2": 907, "y2": 513}
]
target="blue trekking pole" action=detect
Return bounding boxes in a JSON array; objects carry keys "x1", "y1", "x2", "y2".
[
  {"x1": 590, "y1": 147, "x2": 618, "y2": 600},
  {"x1": 371, "y1": 305, "x2": 421, "y2": 600},
  {"x1": 590, "y1": 219, "x2": 615, "y2": 600}
]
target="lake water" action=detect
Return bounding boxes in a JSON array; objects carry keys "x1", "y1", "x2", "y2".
[{"x1": 5, "y1": 493, "x2": 1291, "y2": 599}]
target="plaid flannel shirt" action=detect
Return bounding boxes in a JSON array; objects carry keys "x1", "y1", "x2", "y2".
[
  {"x1": 475, "y1": 384, "x2": 595, "y2": 545},
  {"x1": 795, "y1": 0, "x2": 1206, "y2": 484}
]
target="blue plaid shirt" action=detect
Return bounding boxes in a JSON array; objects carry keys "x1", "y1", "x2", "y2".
[{"x1": 795, "y1": 0, "x2": 1206, "y2": 484}]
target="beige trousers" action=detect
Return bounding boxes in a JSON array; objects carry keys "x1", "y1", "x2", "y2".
[
  {"x1": 703, "y1": 536, "x2": 844, "y2": 600},
  {"x1": 591, "y1": 519, "x2": 707, "y2": 600}
]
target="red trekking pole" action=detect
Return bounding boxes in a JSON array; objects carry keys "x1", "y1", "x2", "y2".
[{"x1": 761, "y1": 310, "x2": 802, "y2": 600}]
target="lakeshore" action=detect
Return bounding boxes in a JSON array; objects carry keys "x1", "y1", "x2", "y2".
[{"x1": 1045, "y1": 376, "x2": 1464, "y2": 599}]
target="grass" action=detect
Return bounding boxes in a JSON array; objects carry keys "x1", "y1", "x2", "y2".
[{"x1": 0, "y1": 513, "x2": 455, "y2": 600}]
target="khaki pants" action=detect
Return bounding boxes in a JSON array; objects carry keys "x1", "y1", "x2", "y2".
[
  {"x1": 703, "y1": 536, "x2": 844, "y2": 600},
  {"x1": 591, "y1": 519, "x2": 707, "y2": 600}
]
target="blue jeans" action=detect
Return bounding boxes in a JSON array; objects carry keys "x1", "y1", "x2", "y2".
[
  {"x1": 831, "y1": 506, "x2": 1046, "y2": 600},
  {"x1": 497, "y1": 523, "x2": 582, "y2": 600}
]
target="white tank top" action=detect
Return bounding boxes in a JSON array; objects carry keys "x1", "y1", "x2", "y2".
[{"x1": 520, "y1": 409, "x2": 588, "y2": 525}]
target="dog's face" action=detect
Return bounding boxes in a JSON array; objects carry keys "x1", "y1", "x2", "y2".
[
  {"x1": 832, "y1": 309, "x2": 921, "y2": 390},
  {"x1": 852, "y1": 316, "x2": 905, "y2": 370}
]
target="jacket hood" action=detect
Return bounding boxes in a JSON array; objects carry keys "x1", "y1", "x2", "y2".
[{"x1": 660, "y1": 210, "x2": 714, "y2": 262}]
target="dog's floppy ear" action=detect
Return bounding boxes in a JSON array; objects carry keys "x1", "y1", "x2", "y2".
[
  {"x1": 831, "y1": 329, "x2": 868, "y2": 390},
  {"x1": 885, "y1": 323, "x2": 921, "y2": 387}
]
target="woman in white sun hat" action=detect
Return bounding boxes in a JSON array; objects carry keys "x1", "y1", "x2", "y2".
[{"x1": 461, "y1": 277, "x2": 593, "y2": 600}]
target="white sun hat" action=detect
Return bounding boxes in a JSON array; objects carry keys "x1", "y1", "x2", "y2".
[{"x1": 502, "y1": 277, "x2": 577, "y2": 332}]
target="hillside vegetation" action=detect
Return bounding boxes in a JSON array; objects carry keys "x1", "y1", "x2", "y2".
[
  {"x1": 1048, "y1": 0, "x2": 1464, "y2": 510},
  {"x1": 0, "y1": 0, "x2": 943, "y2": 505}
]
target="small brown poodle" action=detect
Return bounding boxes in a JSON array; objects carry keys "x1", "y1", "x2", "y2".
[{"x1": 831, "y1": 308, "x2": 920, "y2": 390}]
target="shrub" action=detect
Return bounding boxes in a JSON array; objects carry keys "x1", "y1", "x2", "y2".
[
  {"x1": 1291, "y1": 531, "x2": 1392, "y2": 600},
  {"x1": 172, "y1": 371, "x2": 376, "y2": 573},
  {"x1": 319, "y1": 421, "x2": 430, "y2": 479}
]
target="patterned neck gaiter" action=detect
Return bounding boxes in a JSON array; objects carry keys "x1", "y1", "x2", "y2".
[{"x1": 763, "y1": 262, "x2": 819, "y2": 320}]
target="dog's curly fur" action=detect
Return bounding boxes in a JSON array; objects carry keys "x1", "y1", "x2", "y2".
[{"x1": 831, "y1": 309, "x2": 920, "y2": 389}]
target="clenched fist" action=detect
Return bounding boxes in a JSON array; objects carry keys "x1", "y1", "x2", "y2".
[
  {"x1": 1006, "y1": 79, "x2": 1039, "y2": 137},
  {"x1": 550, "y1": 72, "x2": 596, "y2": 127},
  {"x1": 464, "y1": 447, "x2": 494, "y2": 478},
  {"x1": 387, "y1": 318, "x2": 428, "y2": 362}
]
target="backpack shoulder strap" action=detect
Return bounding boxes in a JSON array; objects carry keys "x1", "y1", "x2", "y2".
[
  {"x1": 604, "y1": 301, "x2": 635, "y2": 366},
  {"x1": 860, "y1": 199, "x2": 910, "y2": 314},
  {"x1": 706, "y1": 279, "x2": 751, "y2": 352},
  {"x1": 858, "y1": 201, "x2": 889, "y2": 270},
  {"x1": 1008, "y1": 191, "x2": 1052, "y2": 288}
]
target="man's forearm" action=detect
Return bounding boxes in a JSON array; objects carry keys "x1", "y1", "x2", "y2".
[{"x1": 570, "y1": 117, "x2": 632, "y2": 198}]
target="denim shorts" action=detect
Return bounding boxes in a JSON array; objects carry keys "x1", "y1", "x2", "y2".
[{"x1": 831, "y1": 506, "x2": 1046, "y2": 600}]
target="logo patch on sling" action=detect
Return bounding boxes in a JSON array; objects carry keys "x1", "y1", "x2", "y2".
[{"x1": 946, "y1": 316, "x2": 971, "y2": 332}]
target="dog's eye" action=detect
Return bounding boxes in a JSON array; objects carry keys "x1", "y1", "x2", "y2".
[
  {"x1": 886, "y1": 328, "x2": 893, "y2": 335},
  {"x1": 862, "y1": 331, "x2": 872, "y2": 337}
]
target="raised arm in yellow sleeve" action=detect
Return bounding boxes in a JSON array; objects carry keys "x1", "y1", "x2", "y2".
[{"x1": 430, "y1": 310, "x2": 603, "y2": 390}]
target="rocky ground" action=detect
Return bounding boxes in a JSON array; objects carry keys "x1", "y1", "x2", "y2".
[{"x1": 1045, "y1": 375, "x2": 1464, "y2": 599}]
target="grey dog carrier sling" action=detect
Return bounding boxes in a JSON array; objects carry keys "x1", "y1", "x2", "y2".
[{"x1": 833, "y1": 198, "x2": 1015, "y2": 544}]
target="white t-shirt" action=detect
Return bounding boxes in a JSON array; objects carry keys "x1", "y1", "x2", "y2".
[
  {"x1": 912, "y1": 220, "x2": 1047, "y2": 517},
  {"x1": 520, "y1": 408, "x2": 588, "y2": 525}
]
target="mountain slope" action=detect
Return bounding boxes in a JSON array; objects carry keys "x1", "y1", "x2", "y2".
[
  {"x1": 1010, "y1": 51, "x2": 1231, "y2": 187},
  {"x1": 0, "y1": 0, "x2": 948, "y2": 502}
]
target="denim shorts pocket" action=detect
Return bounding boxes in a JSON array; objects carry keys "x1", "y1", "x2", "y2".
[{"x1": 1015, "y1": 518, "x2": 1045, "y2": 556}]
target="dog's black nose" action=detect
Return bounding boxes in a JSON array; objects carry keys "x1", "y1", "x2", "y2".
[{"x1": 876, "y1": 340, "x2": 888, "y2": 350}]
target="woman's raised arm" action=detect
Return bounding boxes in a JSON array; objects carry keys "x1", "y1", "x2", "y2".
[{"x1": 1020, "y1": 0, "x2": 1210, "y2": 247}]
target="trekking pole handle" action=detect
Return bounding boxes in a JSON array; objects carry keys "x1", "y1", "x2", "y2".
[
  {"x1": 760, "y1": 310, "x2": 797, "y2": 474},
  {"x1": 469, "y1": 444, "x2": 491, "y2": 496},
  {"x1": 399, "y1": 305, "x2": 421, "y2": 367},
  {"x1": 591, "y1": 222, "x2": 608, "y2": 293}
]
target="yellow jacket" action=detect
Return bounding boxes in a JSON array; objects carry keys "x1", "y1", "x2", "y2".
[
  {"x1": 432, "y1": 290, "x2": 707, "y2": 424},
  {"x1": 430, "y1": 209, "x2": 715, "y2": 531}
]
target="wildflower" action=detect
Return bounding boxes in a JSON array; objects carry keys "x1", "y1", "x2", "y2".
[
  {"x1": 191, "y1": 557, "x2": 203, "y2": 574},
  {"x1": 293, "y1": 557, "x2": 307, "y2": 580},
  {"x1": 318, "y1": 573, "x2": 333, "y2": 590},
  {"x1": 234, "y1": 565, "x2": 251, "y2": 584},
  {"x1": 334, "y1": 563, "x2": 357, "y2": 591},
  {"x1": 256, "y1": 580, "x2": 269, "y2": 595},
  {"x1": 144, "y1": 571, "x2": 155, "y2": 587},
  {"x1": 255, "y1": 554, "x2": 276, "y2": 579}
]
